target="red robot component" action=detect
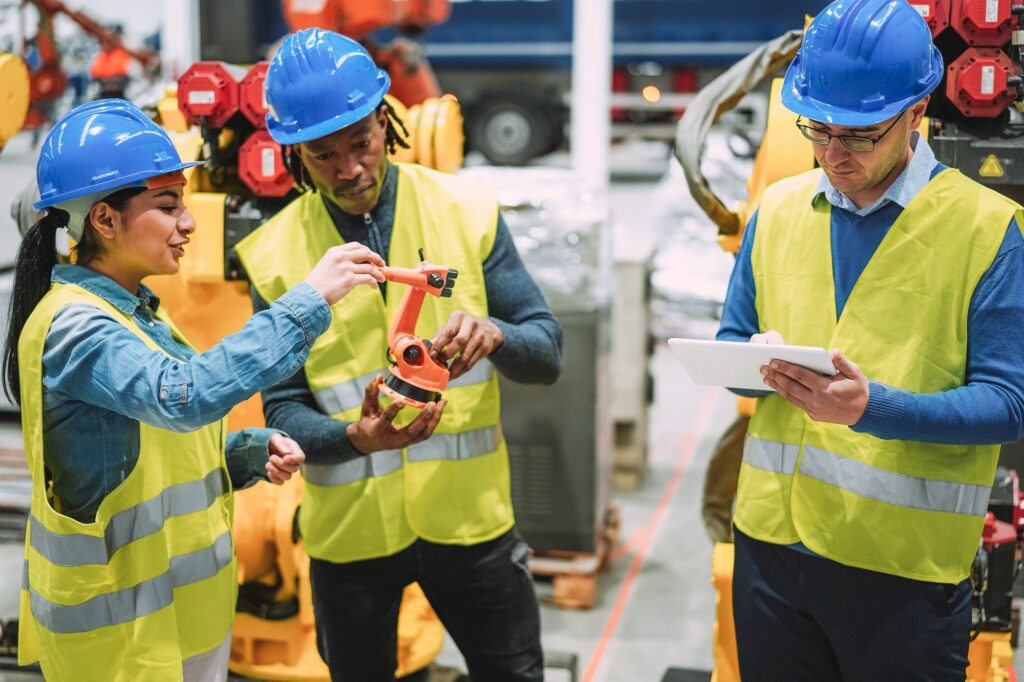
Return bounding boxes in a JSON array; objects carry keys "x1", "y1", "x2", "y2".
[
  {"x1": 239, "y1": 62, "x2": 269, "y2": 129},
  {"x1": 908, "y1": 0, "x2": 951, "y2": 37},
  {"x1": 946, "y1": 48, "x2": 1018, "y2": 118},
  {"x1": 281, "y1": 0, "x2": 448, "y2": 107},
  {"x1": 177, "y1": 61, "x2": 242, "y2": 129},
  {"x1": 952, "y1": 0, "x2": 1018, "y2": 46},
  {"x1": 378, "y1": 251, "x2": 458, "y2": 409},
  {"x1": 238, "y1": 130, "x2": 293, "y2": 197}
]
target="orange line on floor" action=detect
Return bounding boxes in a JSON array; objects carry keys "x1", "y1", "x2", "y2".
[{"x1": 582, "y1": 387, "x2": 721, "y2": 682}]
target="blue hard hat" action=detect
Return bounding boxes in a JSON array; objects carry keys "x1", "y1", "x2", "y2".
[
  {"x1": 34, "y1": 99, "x2": 203, "y2": 210},
  {"x1": 781, "y1": 0, "x2": 943, "y2": 126},
  {"x1": 264, "y1": 28, "x2": 391, "y2": 145}
]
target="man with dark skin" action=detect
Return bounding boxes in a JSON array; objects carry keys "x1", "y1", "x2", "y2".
[{"x1": 236, "y1": 29, "x2": 562, "y2": 681}]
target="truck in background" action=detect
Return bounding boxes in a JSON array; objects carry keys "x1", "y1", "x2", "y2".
[
  {"x1": 418, "y1": 0, "x2": 830, "y2": 164},
  {"x1": 195, "y1": 0, "x2": 830, "y2": 165}
]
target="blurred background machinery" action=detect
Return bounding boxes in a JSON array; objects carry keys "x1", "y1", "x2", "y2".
[{"x1": 190, "y1": 0, "x2": 828, "y2": 164}]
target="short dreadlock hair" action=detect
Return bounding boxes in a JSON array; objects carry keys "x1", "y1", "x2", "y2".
[{"x1": 284, "y1": 99, "x2": 410, "y2": 193}]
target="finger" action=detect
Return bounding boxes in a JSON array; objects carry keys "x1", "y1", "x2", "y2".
[
  {"x1": 381, "y1": 397, "x2": 406, "y2": 423},
  {"x1": 429, "y1": 327, "x2": 460, "y2": 360},
  {"x1": 352, "y1": 274, "x2": 381, "y2": 289},
  {"x1": 457, "y1": 332, "x2": 485, "y2": 371},
  {"x1": 425, "y1": 398, "x2": 446, "y2": 433},
  {"x1": 340, "y1": 243, "x2": 386, "y2": 267},
  {"x1": 268, "y1": 434, "x2": 296, "y2": 456},
  {"x1": 764, "y1": 368, "x2": 814, "y2": 402},
  {"x1": 281, "y1": 451, "x2": 305, "y2": 467},
  {"x1": 831, "y1": 349, "x2": 859, "y2": 378},
  {"x1": 764, "y1": 376, "x2": 812, "y2": 412},
  {"x1": 401, "y1": 403, "x2": 436, "y2": 441},
  {"x1": 363, "y1": 376, "x2": 383, "y2": 416},
  {"x1": 266, "y1": 462, "x2": 285, "y2": 485},
  {"x1": 405, "y1": 399, "x2": 442, "y2": 440},
  {"x1": 770, "y1": 360, "x2": 830, "y2": 392}
]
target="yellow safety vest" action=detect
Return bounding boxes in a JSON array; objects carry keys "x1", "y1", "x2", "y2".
[
  {"x1": 17, "y1": 284, "x2": 236, "y2": 680},
  {"x1": 236, "y1": 163, "x2": 513, "y2": 563},
  {"x1": 736, "y1": 167, "x2": 1023, "y2": 584}
]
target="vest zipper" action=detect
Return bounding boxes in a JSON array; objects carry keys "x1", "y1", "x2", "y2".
[{"x1": 363, "y1": 212, "x2": 387, "y2": 300}]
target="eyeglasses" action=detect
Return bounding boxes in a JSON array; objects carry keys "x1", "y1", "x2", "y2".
[{"x1": 795, "y1": 111, "x2": 905, "y2": 153}]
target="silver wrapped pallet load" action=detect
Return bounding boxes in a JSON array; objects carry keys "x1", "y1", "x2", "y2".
[{"x1": 460, "y1": 166, "x2": 613, "y2": 554}]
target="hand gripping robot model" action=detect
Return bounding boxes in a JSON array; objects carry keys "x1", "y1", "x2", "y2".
[{"x1": 379, "y1": 248, "x2": 458, "y2": 408}]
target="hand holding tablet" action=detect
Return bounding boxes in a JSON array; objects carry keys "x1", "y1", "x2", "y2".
[{"x1": 669, "y1": 338, "x2": 838, "y2": 391}]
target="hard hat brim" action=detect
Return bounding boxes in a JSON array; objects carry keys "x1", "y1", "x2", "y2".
[
  {"x1": 780, "y1": 48, "x2": 943, "y2": 127},
  {"x1": 34, "y1": 159, "x2": 204, "y2": 210}
]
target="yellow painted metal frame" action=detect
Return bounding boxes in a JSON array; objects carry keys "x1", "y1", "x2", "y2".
[{"x1": 0, "y1": 54, "x2": 30, "y2": 150}]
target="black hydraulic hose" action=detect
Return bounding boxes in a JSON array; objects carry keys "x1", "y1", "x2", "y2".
[{"x1": 673, "y1": 30, "x2": 803, "y2": 236}]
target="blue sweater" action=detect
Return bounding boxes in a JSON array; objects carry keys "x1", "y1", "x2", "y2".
[
  {"x1": 718, "y1": 144, "x2": 1024, "y2": 446},
  {"x1": 252, "y1": 163, "x2": 564, "y2": 464}
]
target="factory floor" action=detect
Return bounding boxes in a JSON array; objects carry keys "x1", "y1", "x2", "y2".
[{"x1": 0, "y1": 132, "x2": 1020, "y2": 682}]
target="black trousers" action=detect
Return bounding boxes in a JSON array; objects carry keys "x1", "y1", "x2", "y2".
[
  {"x1": 733, "y1": 527, "x2": 972, "y2": 682},
  {"x1": 309, "y1": 528, "x2": 544, "y2": 681}
]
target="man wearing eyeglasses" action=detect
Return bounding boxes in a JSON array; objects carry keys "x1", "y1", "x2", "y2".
[{"x1": 715, "y1": 0, "x2": 1024, "y2": 680}]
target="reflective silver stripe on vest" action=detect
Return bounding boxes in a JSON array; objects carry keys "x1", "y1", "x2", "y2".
[
  {"x1": 406, "y1": 425, "x2": 501, "y2": 463},
  {"x1": 29, "y1": 468, "x2": 226, "y2": 567},
  {"x1": 28, "y1": 530, "x2": 233, "y2": 634},
  {"x1": 302, "y1": 449, "x2": 404, "y2": 487},
  {"x1": 183, "y1": 628, "x2": 231, "y2": 682},
  {"x1": 312, "y1": 369, "x2": 383, "y2": 415},
  {"x1": 312, "y1": 361, "x2": 495, "y2": 416},
  {"x1": 800, "y1": 444, "x2": 991, "y2": 517},
  {"x1": 743, "y1": 435, "x2": 799, "y2": 475}
]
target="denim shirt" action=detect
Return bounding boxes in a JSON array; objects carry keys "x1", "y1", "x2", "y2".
[{"x1": 41, "y1": 264, "x2": 331, "y2": 522}]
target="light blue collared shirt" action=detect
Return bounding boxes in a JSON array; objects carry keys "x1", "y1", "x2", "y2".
[
  {"x1": 814, "y1": 131, "x2": 935, "y2": 215},
  {"x1": 41, "y1": 265, "x2": 331, "y2": 522}
]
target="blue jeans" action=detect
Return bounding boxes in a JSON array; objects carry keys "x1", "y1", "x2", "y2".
[
  {"x1": 309, "y1": 528, "x2": 543, "y2": 681},
  {"x1": 733, "y1": 527, "x2": 971, "y2": 682}
]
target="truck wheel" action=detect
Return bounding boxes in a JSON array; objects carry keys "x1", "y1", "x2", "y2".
[{"x1": 470, "y1": 96, "x2": 556, "y2": 165}]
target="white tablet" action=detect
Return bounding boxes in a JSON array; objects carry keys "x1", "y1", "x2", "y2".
[{"x1": 668, "y1": 338, "x2": 837, "y2": 391}]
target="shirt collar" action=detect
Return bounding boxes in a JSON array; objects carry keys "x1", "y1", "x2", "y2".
[
  {"x1": 813, "y1": 131, "x2": 936, "y2": 216},
  {"x1": 51, "y1": 264, "x2": 161, "y2": 316}
]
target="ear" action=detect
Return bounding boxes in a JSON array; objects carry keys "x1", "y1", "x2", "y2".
[
  {"x1": 909, "y1": 96, "x2": 930, "y2": 129},
  {"x1": 376, "y1": 105, "x2": 388, "y2": 130},
  {"x1": 88, "y1": 201, "x2": 120, "y2": 241}
]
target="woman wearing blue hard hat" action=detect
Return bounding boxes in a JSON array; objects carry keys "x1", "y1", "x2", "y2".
[
  {"x1": 3, "y1": 99, "x2": 386, "y2": 681},
  {"x1": 716, "y1": 0, "x2": 1024, "y2": 680}
]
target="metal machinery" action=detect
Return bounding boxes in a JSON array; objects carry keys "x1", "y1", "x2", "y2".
[
  {"x1": 142, "y1": 60, "x2": 465, "y2": 680},
  {"x1": 281, "y1": 0, "x2": 449, "y2": 108},
  {"x1": 0, "y1": 53, "x2": 30, "y2": 153},
  {"x1": 17, "y1": 0, "x2": 158, "y2": 131},
  {"x1": 675, "y1": 3, "x2": 1024, "y2": 681}
]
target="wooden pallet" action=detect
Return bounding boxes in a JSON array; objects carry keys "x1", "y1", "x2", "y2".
[{"x1": 528, "y1": 505, "x2": 620, "y2": 609}]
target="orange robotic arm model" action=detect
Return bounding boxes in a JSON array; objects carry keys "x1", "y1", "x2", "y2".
[{"x1": 379, "y1": 249, "x2": 458, "y2": 409}]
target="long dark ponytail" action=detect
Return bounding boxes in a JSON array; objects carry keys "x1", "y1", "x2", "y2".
[
  {"x1": 1, "y1": 185, "x2": 143, "y2": 404},
  {"x1": 3, "y1": 209, "x2": 65, "y2": 404}
]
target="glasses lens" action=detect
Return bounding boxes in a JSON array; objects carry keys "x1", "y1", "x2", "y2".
[
  {"x1": 798, "y1": 125, "x2": 831, "y2": 144},
  {"x1": 841, "y1": 136, "x2": 874, "y2": 153}
]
